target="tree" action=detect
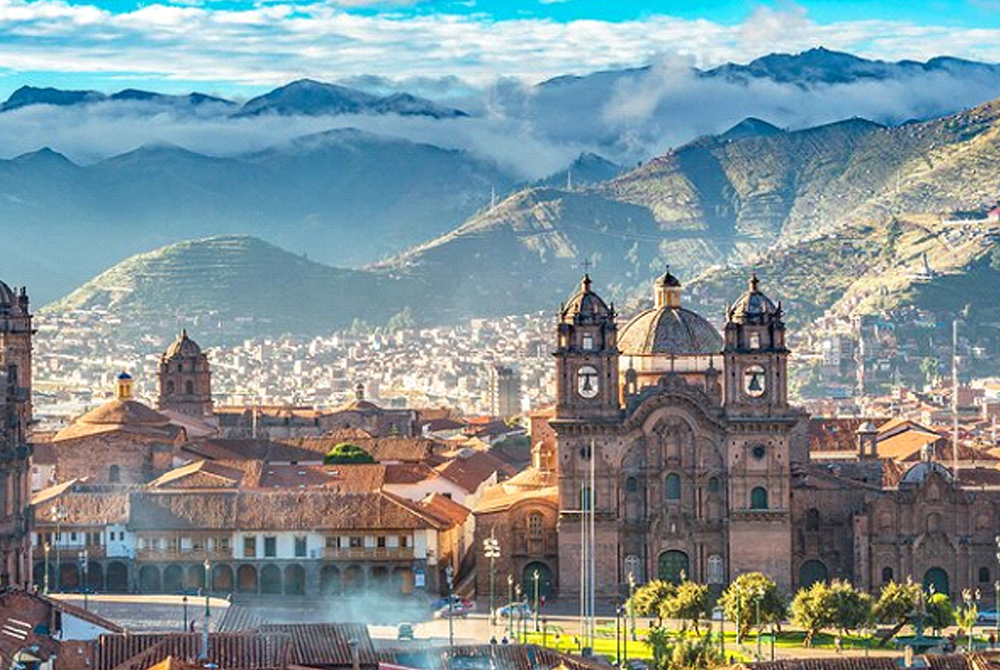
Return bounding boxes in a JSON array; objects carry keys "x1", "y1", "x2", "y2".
[
  {"x1": 662, "y1": 581, "x2": 709, "y2": 633},
  {"x1": 647, "y1": 625, "x2": 672, "y2": 670},
  {"x1": 829, "y1": 580, "x2": 872, "y2": 637},
  {"x1": 790, "y1": 581, "x2": 833, "y2": 647},
  {"x1": 668, "y1": 632, "x2": 723, "y2": 670},
  {"x1": 872, "y1": 579, "x2": 922, "y2": 645},
  {"x1": 919, "y1": 357, "x2": 941, "y2": 388},
  {"x1": 323, "y1": 442, "x2": 376, "y2": 464},
  {"x1": 925, "y1": 592, "x2": 955, "y2": 635},
  {"x1": 719, "y1": 573, "x2": 785, "y2": 642},
  {"x1": 631, "y1": 579, "x2": 676, "y2": 628}
]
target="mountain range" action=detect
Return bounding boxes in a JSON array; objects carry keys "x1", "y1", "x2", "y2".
[
  {"x1": 0, "y1": 79, "x2": 466, "y2": 119},
  {"x1": 8, "y1": 47, "x2": 1000, "y2": 333},
  {"x1": 46, "y1": 93, "x2": 1000, "y2": 342}
]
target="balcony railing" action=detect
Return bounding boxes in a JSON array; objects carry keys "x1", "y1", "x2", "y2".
[
  {"x1": 322, "y1": 547, "x2": 415, "y2": 561},
  {"x1": 136, "y1": 547, "x2": 233, "y2": 561},
  {"x1": 37, "y1": 543, "x2": 106, "y2": 559}
]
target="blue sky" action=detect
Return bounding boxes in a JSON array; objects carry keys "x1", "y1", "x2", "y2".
[{"x1": 1, "y1": 0, "x2": 1000, "y2": 99}]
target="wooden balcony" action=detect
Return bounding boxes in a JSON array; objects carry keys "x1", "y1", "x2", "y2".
[
  {"x1": 38, "y1": 544, "x2": 106, "y2": 560},
  {"x1": 322, "y1": 547, "x2": 414, "y2": 561}
]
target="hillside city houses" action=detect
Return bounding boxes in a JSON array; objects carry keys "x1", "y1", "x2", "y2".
[{"x1": 0, "y1": 267, "x2": 1000, "y2": 613}]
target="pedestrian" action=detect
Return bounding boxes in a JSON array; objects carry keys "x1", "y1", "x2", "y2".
[
  {"x1": 490, "y1": 636, "x2": 497, "y2": 645},
  {"x1": 501, "y1": 636, "x2": 509, "y2": 645},
  {"x1": 989, "y1": 633, "x2": 996, "y2": 649}
]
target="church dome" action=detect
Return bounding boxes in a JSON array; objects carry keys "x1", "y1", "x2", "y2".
[
  {"x1": 560, "y1": 274, "x2": 613, "y2": 324},
  {"x1": 727, "y1": 274, "x2": 780, "y2": 325},
  {"x1": 164, "y1": 330, "x2": 202, "y2": 359},
  {"x1": 618, "y1": 271, "x2": 722, "y2": 356},
  {"x1": 77, "y1": 399, "x2": 173, "y2": 427}
]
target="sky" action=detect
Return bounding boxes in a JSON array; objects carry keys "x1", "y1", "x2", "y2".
[{"x1": 3, "y1": 0, "x2": 1000, "y2": 101}]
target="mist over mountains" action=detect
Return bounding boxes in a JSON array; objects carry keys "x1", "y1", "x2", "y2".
[{"x1": 7, "y1": 47, "x2": 1000, "y2": 321}]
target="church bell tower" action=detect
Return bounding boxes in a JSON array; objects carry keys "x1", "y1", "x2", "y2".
[
  {"x1": 554, "y1": 274, "x2": 620, "y2": 421},
  {"x1": 722, "y1": 274, "x2": 798, "y2": 593},
  {"x1": 158, "y1": 330, "x2": 213, "y2": 417}
]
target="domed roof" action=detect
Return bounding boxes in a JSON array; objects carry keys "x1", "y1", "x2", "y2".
[
  {"x1": 77, "y1": 399, "x2": 173, "y2": 427},
  {"x1": 164, "y1": 329, "x2": 202, "y2": 359},
  {"x1": 900, "y1": 460, "x2": 953, "y2": 486},
  {"x1": 618, "y1": 271, "x2": 722, "y2": 356},
  {"x1": 619, "y1": 307, "x2": 723, "y2": 355},
  {"x1": 560, "y1": 274, "x2": 613, "y2": 324},
  {"x1": 727, "y1": 274, "x2": 781, "y2": 325}
]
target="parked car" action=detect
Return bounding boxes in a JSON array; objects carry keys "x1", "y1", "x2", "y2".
[
  {"x1": 494, "y1": 602, "x2": 533, "y2": 619},
  {"x1": 430, "y1": 595, "x2": 475, "y2": 611},
  {"x1": 397, "y1": 623, "x2": 415, "y2": 640},
  {"x1": 434, "y1": 602, "x2": 474, "y2": 618},
  {"x1": 977, "y1": 609, "x2": 999, "y2": 625}
]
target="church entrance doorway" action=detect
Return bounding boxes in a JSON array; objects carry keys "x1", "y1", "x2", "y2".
[
  {"x1": 798, "y1": 560, "x2": 828, "y2": 588},
  {"x1": 522, "y1": 562, "x2": 552, "y2": 599},
  {"x1": 657, "y1": 550, "x2": 689, "y2": 584},
  {"x1": 923, "y1": 567, "x2": 949, "y2": 596}
]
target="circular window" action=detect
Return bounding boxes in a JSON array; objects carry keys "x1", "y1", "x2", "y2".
[{"x1": 751, "y1": 444, "x2": 766, "y2": 460}]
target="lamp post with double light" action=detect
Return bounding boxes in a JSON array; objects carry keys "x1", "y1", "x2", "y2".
[
  {"x1": 446, "y1": 564, "x2": 455, "y2": 652},
  {"x1": 533, "y1": 569, "x2": 540, "y2": 632},
  {"x1": 200, "y1": 558, "x2": 211, "y2": 660}
]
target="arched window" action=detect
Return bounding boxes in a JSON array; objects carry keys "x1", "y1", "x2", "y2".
[
  {"x1": 185, "y1": 380, "x2": 194, "y2": 395},
  {"x1": 527, "y1": 512, "x2": 544, "y2": 538},
  {"x1": 109, "y1": 465, "x2": 121, "y2": 483},
  {"x1": 750, "y1": 487, "x2": 768, "y2": 510},
  {"x1": 165, "y1": 380, "x2": 175, "y2": 395},
  {"x1": 882, "y1": 566, "x2": 893, "y2": 584},
  {"x1": 707, "y1": 555, "x2": 724, "y2": 584},
  {"x1": 805, "y1": 508, "x2": 820, "y2": 531},
  {"x1": 664, "y1": 473, "x2": 681, "y2": 501},
  {"x1": 707, "y1": 477, "x2": 720, "y2": 493},
  {"x1": 625, "y1": 477, "x2": 637, "y2": 493},
  {"x1": 979, "y1": 567, "x2": 991, "y2": 583}
]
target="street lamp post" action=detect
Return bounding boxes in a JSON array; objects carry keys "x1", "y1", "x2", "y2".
[
  {"x1": 622, "y1": 604, "x2": 628, "y2": 666},
  {"x1": 43, "y1": 543, "x2": 50, "y2": 595},
  {"x1": 183, "y1": 595, "x2": 188, "y2": 632},
  {"x1": 201, "y1": 558, "x2": 211, "y2": 660},
  {"x1": 507, "y1": 575, "x2": 514, "y2": 641},
  {"x1": 52, "y1": 506, "x2": 64, "y2": 593},
  {"x1": 446, "y1": 564, "x2": 455, "y2": 652},
  {"x1": 627, "y1": 570, "x2": 637, "y2": 641},
  {"x1": 755, "y1": 587, "x2": 763, "y2": 661},
  {"x1": 533, "y1": 569, "x2": 540, "y2": 632},
  {"x1": 515, "y1": 584, "x2": 523, "y2": 642},
  {"x1": 78, "y1": 549, "x2": 88, "y2": 610},
  {"x1": 962, "y1": 588, "x2": 980, "y2": 651},
  {"x1": 615, "y1": 604, "x2": 621, "y2": 667},
  {"x1": 483, "y1": 533, "x2": 500, "y2": 628}
]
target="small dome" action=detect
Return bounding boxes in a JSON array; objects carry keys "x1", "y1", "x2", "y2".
[
  {"x1": 727, "y1": 274, "x2": 780, "y2": 325},
  {"x1": 560, "y1": 274, "x2": 613, "y2": 324},
  {"x1": 619, "y1": 307, "x2": 722, "y2": 356},
  {"x1": 164, "y1": 330, "x2": 202, "y2": 359},
  {"x1": 900, "y1": 461, "x2": 953, "y2": 486},
  {"x1": 655, "y1": 270, "x2": 681, "y2": 289}
]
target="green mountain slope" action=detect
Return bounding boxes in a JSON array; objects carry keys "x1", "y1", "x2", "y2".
[{"x1": 44, "y1": 236, "x2": 420, "y2": 338}]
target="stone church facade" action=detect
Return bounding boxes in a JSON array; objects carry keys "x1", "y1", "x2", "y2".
[{"x1": 473, "y1": 271, "x2": 1000, "y2": 605}]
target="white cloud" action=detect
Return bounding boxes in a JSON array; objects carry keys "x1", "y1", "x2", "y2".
[{"x1": 0, "y1": 1, "x2": 998, "y2": 96}]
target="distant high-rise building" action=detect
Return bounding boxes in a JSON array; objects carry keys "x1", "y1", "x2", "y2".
[
  {"x1": 0, "y1": 279, "x2": 33, "y2": 587},
  {"x1": 157, "y1": 330, "x2": 213, "y2": 417},
  {"x1": 488, "y1": 364, "x2": 521, "y2": 418}
]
